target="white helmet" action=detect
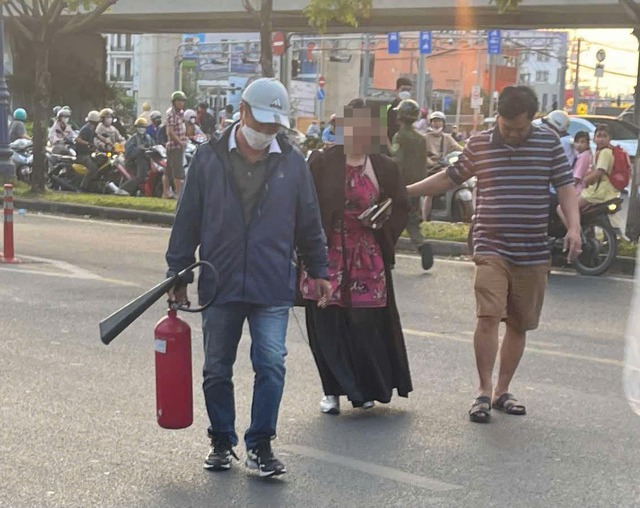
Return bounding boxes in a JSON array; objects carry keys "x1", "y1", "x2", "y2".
[
  {"x1": 429, "y1": 111, "x2": 446, "y2": 123},
  {"x1": 543, "y1": 110, "x2": 569, "y2": 134},
  {"x1": 184, "y1": 109, "x2": 197, "y2": 122},
  {"x1": 86, "y1": 110, "x2": 101, "y2": 123}
]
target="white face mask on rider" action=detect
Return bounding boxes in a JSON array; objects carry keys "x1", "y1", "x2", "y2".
[
  {"x1": 241, "y1": 124, "x2": 277, "y2": 150},
  {"x1": 398, "y1": 91, "x2": 411, "y2": 100},
  {"x1": 136, "y1": 127, "x2": 147, "y2": 135},
  {"x1": 189, "y1": 117, "x2": 196, "y2": 124}
]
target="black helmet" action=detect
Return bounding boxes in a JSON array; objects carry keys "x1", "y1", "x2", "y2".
[{"x1": 394, "y1": 99, "x2": 420, "y2": 123}]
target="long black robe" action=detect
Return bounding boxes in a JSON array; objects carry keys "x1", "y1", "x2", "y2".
[{"x1": 303, "y1": 146, "x2": 413, "y2": 402}]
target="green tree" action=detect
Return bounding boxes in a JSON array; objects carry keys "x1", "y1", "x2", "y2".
[
  {"x1": 242, "y1": 0, "x2": 275, "y2": 78},
  {"x1": 490, "y1": 0, "x2": 524, "y2": 14},
  {"x1": 4, "y1": 0, "x2": 118, "y2": 194},
  {"x1": 304, "y1": 0, "x2": 372, "y2": 33}
]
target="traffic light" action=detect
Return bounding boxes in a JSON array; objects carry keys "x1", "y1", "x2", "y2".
[{"x1": 292, "y1": 60, "x2": 300, "y2": 78}]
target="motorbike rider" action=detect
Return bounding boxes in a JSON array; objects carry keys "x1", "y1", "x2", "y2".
[
  {"x1": 124, "y1": 117, "x2": 155, "y2": 193},
  {"x1": 95, "y1": 108, "x2": 125, "y2": 151},
  {"x1": 541, "y1": 110, "x2": 575, "y2": 167},
  {"x1": 146, "y1": 111, "x2": 163, "y2": 143},
  {"x1": 75, "y1": 111, "x2": 103, "y2": 192},
  {"x1": 390, "y1": 99, "x2": 433, "y2": 270},
  {"x1": 422, "y1": 111, "x2": 464, "y2": 220},
  {"x1": 9, "y1": 108, "x2": 31, "y2": 143},
  {"x1": 184, "y1": 109, "x2": 205, "y2": 141},
  {"x1": 139, "y1": 102, "x2": 152, "y2": 123},
  {"x1": 48, "y1": 107, "x2": 76, "y2": 154},
  {"x1": 305, "y1": 120, "x2": 321, "y2": 139},
  {"x1": 387, "y1": 77, "x2": 413, "y2": 144},
  {"x1": 322, "y1": 114, "x2": 336, "y2": 146}
]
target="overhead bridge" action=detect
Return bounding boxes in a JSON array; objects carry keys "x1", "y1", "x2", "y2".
[{"x1": 87, "y1": 0, "x2": 640, "y2": 33}]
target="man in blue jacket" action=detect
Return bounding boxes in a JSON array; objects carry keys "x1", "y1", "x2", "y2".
[{"x1": 166, "y1": 78, "x2": 331, "y2": 477}]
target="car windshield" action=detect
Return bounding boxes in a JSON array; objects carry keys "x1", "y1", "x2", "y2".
[{"x1": 586, "y1": 118, "x2": 639, "y2": 139}]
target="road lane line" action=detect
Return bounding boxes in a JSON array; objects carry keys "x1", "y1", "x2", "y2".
[
  {"x1": 403, "y1": 328, "x2": 623, "y2": 367},
  {"x1": 281, "y1": 444, "x2": 462, "y2": 492}
]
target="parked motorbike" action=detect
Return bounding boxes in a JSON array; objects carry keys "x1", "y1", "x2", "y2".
[
  {"x1": 10, "y1": 138, "x2": 33, "y2": 183},
  {"x1": 119, "y1": 145, "x2": 166, "y2": 198},
  {"x1": 548, "y1": 197, "x2": 622, "y2": 276},
  {"x1": 427, "y1": 151, "x2": 476, "y2": 223},
  {"x1": 48, "y1": 148, "x2": 129, "y2": 195}
]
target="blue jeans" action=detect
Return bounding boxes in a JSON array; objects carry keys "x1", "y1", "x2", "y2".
[{"x1": 202, "y1": 303, "x2": 290, "y2": 449}]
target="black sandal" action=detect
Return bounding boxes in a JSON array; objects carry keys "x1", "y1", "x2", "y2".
[
  {"x1": 492, "y1": 393, "x2": 526, "y2": 415},
  {"x1": 469, "y1": 396, "x2": 491, "y2": 423}
]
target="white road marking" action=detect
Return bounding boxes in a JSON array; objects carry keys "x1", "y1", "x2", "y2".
[
  {"x1": 0, "y1": 254, "x2": 141, "y2": 287},
  {"x1": 281, "y1": 444, "x2": 462, "y2": 492},
  {"x1": 404, "y1": 328, "x2": 624, "y2": 367},
  {"x1": 16, "y1": 212, "x2": 170, "y2": 231}
]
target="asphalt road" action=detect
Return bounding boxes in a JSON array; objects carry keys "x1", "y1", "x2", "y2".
[{"x1": 1, "y1": 213, "x2": 639, "y2": 508}]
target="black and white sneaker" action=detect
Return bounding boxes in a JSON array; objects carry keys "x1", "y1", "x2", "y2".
[
  {"x1": 204, "y1": 438, "x2": 238, "y2": 471},
  {"x1": 245, "y1": 441, "x2": 287, "y2": 477}
]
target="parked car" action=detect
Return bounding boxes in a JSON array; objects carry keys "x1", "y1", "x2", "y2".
[
  {"x1": 618, "y1": 105, "x2": 635, "y2": 126},
  {"x1": 566, "y1": 115, "x2": 638, "y2": 159}
]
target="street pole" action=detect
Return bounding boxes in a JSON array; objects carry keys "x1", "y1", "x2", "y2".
[
  {"x1": 360, "y1": 33, "x2": 371, "y2": 98},
  {"x1": 626, "y1": 28, "x2": 640, "y2": 242},
  {"x1": 455, "y1": 61, "x2": 464, "y2": 128},
  {"x1": 472, "y1": 46, "x2": 481, "y2": 132},
  {"x1": 571, "y1": 38, "x2": 581, "y2": 115},
  {"x1": 0, "y1": 7, "x2": 15, "y2": 181},
  {"x1": 417, "y1": 52, "x2": 425, "y2": 108},
  {"x1": 488, "y1": 54, "x2": 496, "y2": 117}
]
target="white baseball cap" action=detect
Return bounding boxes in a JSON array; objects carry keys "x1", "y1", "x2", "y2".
[{"x1": 241, "y1": 78, "x2": 290, "y2": 129}]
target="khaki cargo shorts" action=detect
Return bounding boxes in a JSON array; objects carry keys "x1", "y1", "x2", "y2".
[{"x1": 473, "y1": 255, "x2": 550, "y2": 332}]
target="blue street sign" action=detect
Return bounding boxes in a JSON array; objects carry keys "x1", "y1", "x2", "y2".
[
  {"x1": 317, "y1": 88, "x2": 325, "y2": 101},
  {"x1": 487, "y1": 29, "x2": 501, "y2": 55},
  {"x1": 388, "y1": 32, "x2": 400, "y2": 55},
  {"x1": 419, "y1": 31, "x2": 432, "y2": 55}
]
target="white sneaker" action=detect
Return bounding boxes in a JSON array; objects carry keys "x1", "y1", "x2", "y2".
[
  {"x1": 320, "y1": 396, "x2": 340, "y2": 414},
  {"x1": 362, "y1": 401, "x2": 375, "y2": 410}
]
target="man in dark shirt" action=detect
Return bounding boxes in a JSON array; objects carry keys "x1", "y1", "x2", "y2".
[
  {"x1": 196, "y1": 102, "x2": 216, "y2": 137},
  {"x1": 386, "y1": 77, "x2": 413, "y2": 145},
  {"x1": 75, "y1": 110, "x2": 107, "y2": 192}
]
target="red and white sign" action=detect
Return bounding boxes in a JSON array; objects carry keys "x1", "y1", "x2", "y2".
[
  {"x1": 318, "y1": 76, "x2": 326, "y2": 88},
  {"x1": 272, "y1": 31, "x2": 285, "y2": 57}
]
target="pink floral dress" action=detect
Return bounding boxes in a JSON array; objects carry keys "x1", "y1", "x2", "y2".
[{"x1": 301, "y1": 162, "x2": 387, "y2": 308}]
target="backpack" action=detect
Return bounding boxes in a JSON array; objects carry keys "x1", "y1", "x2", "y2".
[{"x1": 609, "y1": 144, "x2": 631, "y2": 191}]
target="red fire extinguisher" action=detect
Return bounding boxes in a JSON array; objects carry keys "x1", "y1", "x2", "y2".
[
  {"x1": 154, "y1": 308, "x2": 193, "y2": 429},
  {"x1": 99, "y1": 260, "x2": 219, "y2": 431}
]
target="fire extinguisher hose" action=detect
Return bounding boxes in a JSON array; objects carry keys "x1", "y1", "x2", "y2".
[{"x1": 99, "y1": 260, "x2": 219, "y2": 345}]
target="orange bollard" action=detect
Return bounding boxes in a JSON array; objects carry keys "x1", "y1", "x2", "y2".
[{"x1": 0, "y1": 183, "x2": 20, "y2": 264}]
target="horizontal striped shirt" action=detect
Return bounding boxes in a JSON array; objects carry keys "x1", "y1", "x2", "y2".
[{"x1": 447, "y1": 125, "x2": 574, "y2": 265}]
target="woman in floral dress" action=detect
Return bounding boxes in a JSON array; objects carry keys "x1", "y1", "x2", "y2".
[{"x1": 300, "y1": 99, "x2": 412, "y2": 414}]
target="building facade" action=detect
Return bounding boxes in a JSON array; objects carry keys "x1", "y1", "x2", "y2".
[{"x1": 105, "y1": 33, "x2": 137, "y2": 94}]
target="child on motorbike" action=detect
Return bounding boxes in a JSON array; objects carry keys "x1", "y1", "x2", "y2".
[
  {"x1": 579, "y1": 124, "x2": 619, "y2": 209},
  {"x1": 572, "y1": 131, "x2": 592, "y2": 195}
]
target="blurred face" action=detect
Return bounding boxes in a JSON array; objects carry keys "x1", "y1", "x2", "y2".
[
  {"x1": 174, "y1": 99, "x2": 186, "y2": 111},
  {"x1": 594, "y1": 129, "x2": 611, "y2": 150},
  {"x1": 339, "y1": 106, "x2": 387, "y2": 156},
  {"x1": 430, "y1": 118, "x2": 444, "y2": 131},
  {"x1": 497, "y1": 112, "x2": 531, "y2": 145},
  {"x1": 574, "y1": 137, "x2": 590, "y2": 153}
]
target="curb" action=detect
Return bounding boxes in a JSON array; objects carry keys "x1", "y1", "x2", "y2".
[
  {"x1": 14, "y1": 198, "x2": 175, "y2": 226},
  {"x1": 13, "y1": 197, "x2": 636, "y2": 275}
]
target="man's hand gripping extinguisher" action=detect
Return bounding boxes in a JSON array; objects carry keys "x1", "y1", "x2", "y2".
[{"x1": 99, "y1": 261, "x2": 218, "y2": 430}]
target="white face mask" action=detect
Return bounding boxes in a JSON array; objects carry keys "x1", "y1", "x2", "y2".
[
  {"x1": 189, "y1": 117, "x2": 196, "y2": 124},
  {"x1": 104, "y1": 118, "x2": 113, "y2": 126},
  {"x1": 432, "y1": 127, "x2": 443, "y2": 134},
  {"x1": 398, "y1": 91, "x2": 411, "y2": 100},
  {"x1": 137, "y1": 127, "x2": 147, "y2": 135},
  {"x1": 241, "y1": 124, "x2": 277, "y2": 150}
]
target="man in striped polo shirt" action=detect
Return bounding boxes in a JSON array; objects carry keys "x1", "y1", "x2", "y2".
[{"x1": 407, "y1": 86, "x2": 582, "y2": 423}]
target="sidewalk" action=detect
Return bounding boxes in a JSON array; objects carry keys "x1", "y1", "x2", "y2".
[{"x1": 14, "y1": 197, "x2": 635, "y2": 275}]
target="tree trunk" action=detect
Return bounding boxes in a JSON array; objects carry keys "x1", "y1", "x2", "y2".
[
  {"x1": 31, "y1": 42, "x2": 51, "y2": 194},
  {"x1": 260, "y1": 0, "x2": 274, "y2": 78},
  {"x1": 626, "y1": 29, "x2": 640, "y2": 242}
]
